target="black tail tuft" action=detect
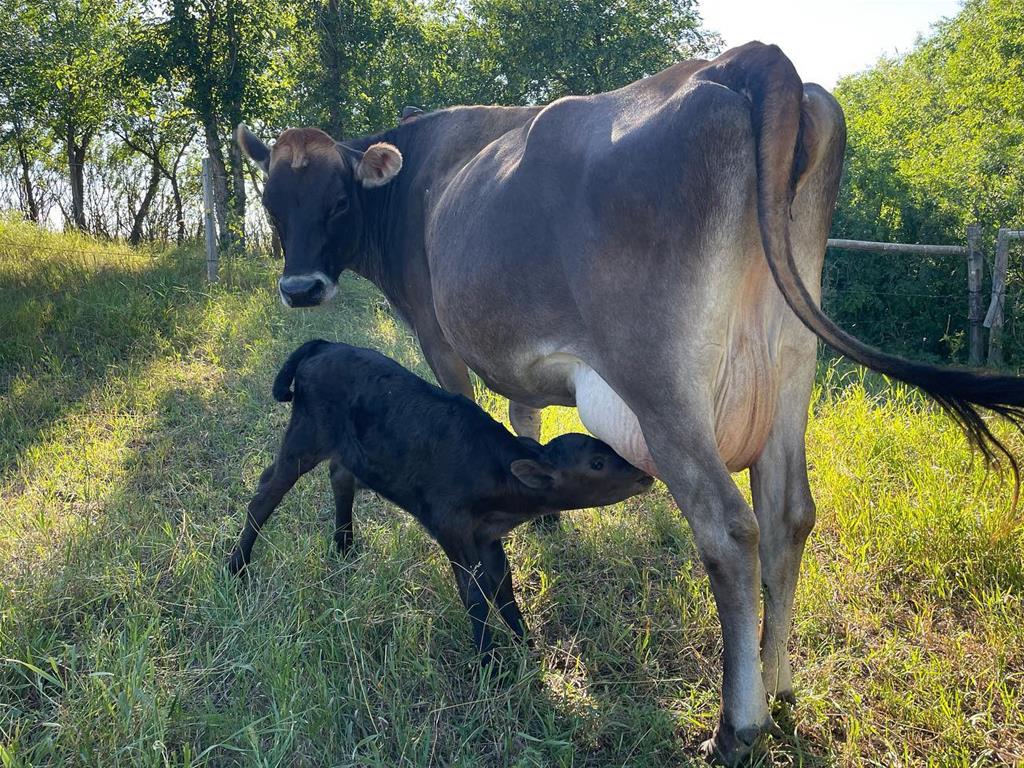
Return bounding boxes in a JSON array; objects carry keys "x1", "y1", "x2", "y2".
[{"x1": 273, "y1": 339, "x2": 333, "y2": 402}]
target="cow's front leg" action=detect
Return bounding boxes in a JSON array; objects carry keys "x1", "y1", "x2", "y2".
[
  {"x1": 415, "y1": 318, "x2": 475, "y2": 398},
  {"x1": 641, "y1": 414, "x2": 778, "y2": 766},
  {"x1": 509, "y1": 401, "x2": 543, "y2": 441}
]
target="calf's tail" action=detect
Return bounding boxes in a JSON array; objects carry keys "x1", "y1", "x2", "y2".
[
  {"x1": 273, "y1": 339, "x2": 333, "y2": 402},
  {"x1": 705, "y1": 41, "x2": 1024, "y2": 514}
]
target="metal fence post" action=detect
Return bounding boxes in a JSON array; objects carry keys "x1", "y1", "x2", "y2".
[
  {"x1": 202, "y1": 157, "x2": 218, "y2": 282},
  {"x1": 966, "y1": 224, "x2": 984, "y2": 366}
]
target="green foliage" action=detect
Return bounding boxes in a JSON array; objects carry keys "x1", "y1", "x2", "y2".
[
  {"x1": 468, "y1": 0, "x2": 715, "y2": 103},
  {"x1": 832, "y1": 0, "x2": 1024, "y2": 364},
  {"x1": 167, "y1": 0, "x2": 284, "y2": 131},
  {"x1": 270, "y1": 0, "x2": 716, "y2": 138},
  {"x1": 2, "y1": 226, "x2": 1022, "y2": 765},
  {"x1": 2, "y1": 0, "x2": 715, "y2": 238},
  {"x1": 0, "y1": 0, "x2": 142, "y2": 228}
]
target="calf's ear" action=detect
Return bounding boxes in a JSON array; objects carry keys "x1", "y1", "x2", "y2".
[
  {"x1": 236, "y1": 124, "x2": 270, "y2": 174},
  {"x1": 355, "y1": 142, "x2": 403, "y2": 187},
  {"x1": 510, "y1": 460, "x2": 556, "y2": 490}
]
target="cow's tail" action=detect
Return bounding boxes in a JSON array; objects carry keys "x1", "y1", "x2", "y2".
[
  {"x1": 273, "y1": 339, "x2": 333, "y2": 402},
  {"x1": 703, "y1": 41, "x2": 1024, "y2": 517}
]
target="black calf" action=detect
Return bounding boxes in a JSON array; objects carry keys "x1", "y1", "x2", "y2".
[{"x1": 228, "y1": 339, "x2": 653, "y2": 660}]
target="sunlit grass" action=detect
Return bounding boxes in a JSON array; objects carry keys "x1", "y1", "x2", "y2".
[{"x1": 1, "y1": 221, "x2": 1022, "y2": 766}]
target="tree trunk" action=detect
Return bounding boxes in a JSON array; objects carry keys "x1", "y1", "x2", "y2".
[
  {"x1": 202, "y1": 120, "x2": 231, "y2": 249},
  {"x1": 168, "y1": 141, "x2": 189, "y2": 244},
  {"x1": 170, "y1": 174, "x2": 185, "y2": 244},
  {"x1": 67, "y1": 127, "x2": 88, "y2": 230},
  {"x1": 271, "y1": 224, "x2": 282, "y2": 260},
  {"x1": 228, "y1": 127, "x2": 247, "y2": 251},
  {"x1": 15, "y1": 139, "x2": 39, "y2": 223},
  {"x1": 129, "y1": 157, "x2": 162, "y2": 245}
]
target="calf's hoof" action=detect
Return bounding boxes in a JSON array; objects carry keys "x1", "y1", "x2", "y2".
[
  {"x1": 226, "y1": 549, "x2": 248, "y2": 576},
  {"x1": 699, "y1": 715, "x2": 782, "y2": 766},
  {"x1": 334, "y1": 531, "x2": 354, "y2": 555},
  {"x1": 531, "y1": 512, "x2": 561, "y2": 532}
]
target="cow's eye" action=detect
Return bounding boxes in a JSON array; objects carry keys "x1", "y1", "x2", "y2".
[{"x1": 590, "y1": 458, "x2": 605, "y2": 471}]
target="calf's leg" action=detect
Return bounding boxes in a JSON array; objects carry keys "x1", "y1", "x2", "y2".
[
  {"x1": 227, "y1": 443, "x2": 320, "y2": 574},
  {"x1": 435, "y1": 533, "x2": 497, "y2": 662},
  {"x1": 480, "y1": 539, "x2": 528, "y2": 640},
  {"x1": 328, "y1": 457, "x2": 356, "y2": 554}
]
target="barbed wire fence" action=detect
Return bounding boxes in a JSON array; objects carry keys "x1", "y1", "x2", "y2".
[
  {"x1": 199, "y1": 158, "x2": 278, "y2": 286},
  {"x1": 822, "y1": 226, "x2": 1019, "y2": 368}
]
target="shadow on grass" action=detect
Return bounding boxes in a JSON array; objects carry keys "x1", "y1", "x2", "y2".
[
  {"x1": 0, "y1": 342, "x2": 750, "y2": 765},
  {"x1": 0, "y1": 246, "x2": 213, "y2": 473}
]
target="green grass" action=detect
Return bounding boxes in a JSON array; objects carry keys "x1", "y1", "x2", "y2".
[{"x1": 1, "y1": 218, "x2": 1022, "y2": 767}]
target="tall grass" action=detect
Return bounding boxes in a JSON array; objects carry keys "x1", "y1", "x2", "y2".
[{"x1": 1, "y1": 220, "x2": 1022, "y2": 766}]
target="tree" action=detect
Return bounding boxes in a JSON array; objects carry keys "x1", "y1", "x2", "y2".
[
  {"x1": 167, "y1": 0, "x2": 283, "y2": 250},
  {"x1": 833, "y1": 0, "x2": 1024, "y2": 362},
  {"x1": 468, "y1": 0, "x2": 718, "y2": 103},
  {"x1": 16, "y1": 0, "x2": 137, "y2": 230},
  {"x1": 0, "y1": 1, "x2": 49, "y2": 223},
  {"x1": 115, "y1": 18, "x2": 196, "y2": 243}
]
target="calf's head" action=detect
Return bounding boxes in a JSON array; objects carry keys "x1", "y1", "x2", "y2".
[
  {"x1": 511, "y1": 433, "x2": 654, "y2": 509},
  {"x1": 236, "y1": 124, "x2": 403, "y2": 308}
]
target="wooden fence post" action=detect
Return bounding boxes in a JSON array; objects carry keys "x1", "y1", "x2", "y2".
[
  {"x1": 966, "y1": 224, "x2": 984, "y2": 366},
  {"x1": 984, "y1": 227, "x2": 1010, "y2": 366},
  {"x1": 202, "y1": 157, "x2": 218, "y2": 282}
]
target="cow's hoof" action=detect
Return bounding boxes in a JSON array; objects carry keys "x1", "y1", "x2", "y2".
[
  {"x1": 699, "y1": 715, "x2": 781, "y2": 765},
  {"x1": 773, "y1": 688, "x2": 796, "y2": 706},
  {"x1": 531, "y1": 512, "x2": 561, "y2": 532}
]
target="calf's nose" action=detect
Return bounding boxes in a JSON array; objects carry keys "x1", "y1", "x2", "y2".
[{"x1": 279, "y1": 275, "x2": 326, "y2": 307}]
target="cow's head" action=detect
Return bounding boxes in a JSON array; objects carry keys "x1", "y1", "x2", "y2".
[{"x1": 236, "y1": 124, "x2": 403, "y2": 308}]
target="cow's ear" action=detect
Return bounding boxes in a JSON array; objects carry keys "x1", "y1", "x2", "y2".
[
  {"x1": 354, "y1": 142, "x2": 403, "y2": 188},
  {"x1": 236, "y1": 123, "x2": 270, "y2": 174},
  {"x1": 510, "y1": 459, "x2": 556, "y2": 490}
]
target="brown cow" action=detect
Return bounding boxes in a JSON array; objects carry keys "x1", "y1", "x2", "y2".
[{"x1": 238, "y1": 42, "x2": 1024, "y2": 763}]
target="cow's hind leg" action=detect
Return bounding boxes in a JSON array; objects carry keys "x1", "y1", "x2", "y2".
[
  {"x1": 328, "y1": 457, "x2": 356, "y2": 554},
  {"x1": 751, "y1": 361, "x2": 816, "y2": 703},
  {"x1": 510, "y1": 401, "x2": 560, "y2": 530},
  {"x1": 509, "y1": 401, "x2": 543, "y2": 441},
  {"x1": 640, "y1": 414, "x2": 778, "y2": 765}
]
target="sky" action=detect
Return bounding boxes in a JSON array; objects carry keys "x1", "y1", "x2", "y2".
[{"x1": 697, "y1": 0, "x2": 964, "y2": 89}]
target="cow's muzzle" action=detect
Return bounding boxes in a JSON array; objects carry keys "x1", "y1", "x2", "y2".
[{"x1": 278, "y1": 274, "x2": 334, "y2": 308}]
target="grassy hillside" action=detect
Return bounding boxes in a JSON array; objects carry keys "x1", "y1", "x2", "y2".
[{"x1": 1, "y1": 219, "x2": 1022, "y2": 766}]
